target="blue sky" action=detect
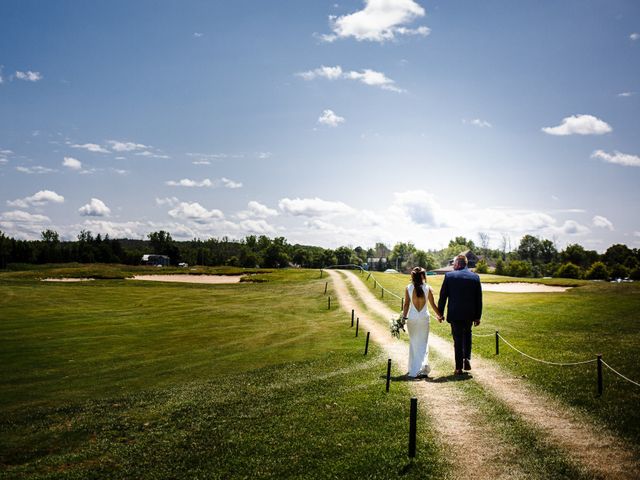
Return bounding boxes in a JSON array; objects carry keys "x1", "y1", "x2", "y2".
[{"x1": 1, "y1": 0, "x2": 639, "y2": 252}]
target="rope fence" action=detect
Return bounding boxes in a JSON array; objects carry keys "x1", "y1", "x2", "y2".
[{"x1": 323, "y1": 265, "x2": 640, "y2": 393}]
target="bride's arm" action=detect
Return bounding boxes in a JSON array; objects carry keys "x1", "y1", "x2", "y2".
[
  {"x1": 428, "y1": 287, "x2": 442, "y2": 320},
  {"x1": 402, "y1": 288, "x2": 410, "y2": 319}
]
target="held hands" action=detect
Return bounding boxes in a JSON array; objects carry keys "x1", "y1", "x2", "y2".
[{"x1": 473, "y1": 319, "x2": 481, "y2": 327}]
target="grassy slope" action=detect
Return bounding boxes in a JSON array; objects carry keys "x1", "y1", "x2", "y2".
[
  {"x1": 0, "y1": 268, "x2": 448, "y2": 479},
  {"x1": 357, "y1": 270, "x2": 640, "y2": 446}
]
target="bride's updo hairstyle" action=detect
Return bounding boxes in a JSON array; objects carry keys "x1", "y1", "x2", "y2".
[{"x1": 411, "y1": 267, "x2": 425, "y2": 297}]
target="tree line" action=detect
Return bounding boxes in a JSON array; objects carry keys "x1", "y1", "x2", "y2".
[{"x1": 0, "y1": 229, "x2": 638, "y2": 280}]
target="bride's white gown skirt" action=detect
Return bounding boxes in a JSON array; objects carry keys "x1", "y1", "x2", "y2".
[{"x1": 406, "y1": 313, "x2": 430, "y2": 377}]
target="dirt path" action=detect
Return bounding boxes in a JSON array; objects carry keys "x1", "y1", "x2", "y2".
[
  {"x1": 338, "y1": 269, "x2": 640, "y2": 480},
  {"x1": 327, "y1": 270, "x2": 524, "y2": 480}
]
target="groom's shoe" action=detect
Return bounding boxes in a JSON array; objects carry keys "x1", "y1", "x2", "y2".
[
  {"x1": 454, "y1": 369, "x2": 464, "y2": 375},
  {"x1": 463, "y1": 359, "x2": 471, "y2": 371}
]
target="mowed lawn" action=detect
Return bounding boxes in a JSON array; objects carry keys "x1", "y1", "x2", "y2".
[
  {"x1": 0, "y1": 269, "x2": 448, "y2": 479},
  {"x1": 360, "y1": 270, "x2": 640, "y2": 446}
]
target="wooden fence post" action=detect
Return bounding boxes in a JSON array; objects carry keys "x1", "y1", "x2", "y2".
[
  {"x1": 408, "y1": 398, "x2": 417, "y2": 458},
  {"x1": 355, "y1": 317, "x2": 359, "y2": 337},
  {"x1": 597, "y1": 354, "x2": 603, "y2": 395},
  {"x1": 386, "y1": 359, "x2": 392, "y2": 392},
  {"x1": 351, "y1": 309, "x2": 354, "y2": 327},
  {"x1": 364, "y1": 332, "x2": 370, "y2": 355},
  {"x1": 495, "y1": 331, "x2": 499, "y2": 355}
]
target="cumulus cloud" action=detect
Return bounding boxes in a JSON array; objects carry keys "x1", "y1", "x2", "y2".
[
  {"x1": 318, "y1": 109, "x2": 345, "y2": 127},
  {"x1": 168, "y1": 202, "x2": 224, "y2": 222},
  {"x1": 238, "y1": 219, "x2": 277, "y2": 235},
  {"x1": 391, "y1": 190, "x2": 447, "y2": 228},
  {"x1": 193, "y1": 32, "x2": 203, "y2": 38},
  {"x1": 16, "y1": 165, "x2": 55, "y2": 174},
  {"x1": 618, "y1": 91, "x2": 635, "y2": 97},
  {"x1": 78, "y1": 198, "x2": 111, "y2": 217},
  {"x1": 107, "y1": 140, "x2": 149, "y2": 152},
  {"x1": 7, "y1": 190, "x2": 65, "y2": 208},
  {"x1": 165, "y1": 177, "x2": 242, "y2": 188},
  {"x1": 591, "y1": 150, "x2": 640, "y2": 167},
  {"x1": 630, "y1": 33, "x2": 640, "y2": 41},
  {"x1": 192, "y1": 160, "x2": 211, "y2": 165},
  {"x1": 321, "y1": 0, "x2": 430, "y2": 42},
  {"x1": 555, "y1": 220, "x2": 590, "y2": 236},
  {"x1": 237, "y1": 201, "x2": 279, "y2": 220},
  {"x1": 15, "y1": 70, "x2": 42, "y2": 82},
  {"x1": 1, "y1": 210, "x2": 51, "y2": 223},
  {"x1": 156, "y1": 196, "x2": 179, "y2": 207},
  {"x1": 221, "y1": 177, "x2": 243, "y2": 189},
  {"x1": 279, "y1": 197, "x2": 354, "y2": 217},
  {"x1": 166, "y1": 178, "x2": 215, "y2": 187},
  {"x1": 592, "y1": 215, "x2": 614, "y2": 230},
  {"x1": 62, "y1": 156, "x2": 82, "y2": 170},
  {"x1": 297, "y1": 65, "x2": 404, "y2": 92},
  {"x1": 542, "y1": 114, "x2": 612, "y2": 136},
  {"x1": 71, "y1": 143, "x2": 109, "y2": 153}
]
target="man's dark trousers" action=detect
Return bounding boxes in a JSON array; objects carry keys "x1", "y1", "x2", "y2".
[{"x1": 451, "y1": 321, "x2": 472, "y2": 371}]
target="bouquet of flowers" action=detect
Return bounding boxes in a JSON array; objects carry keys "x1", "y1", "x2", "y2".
[{"x1": 390, "y1": 314, "x2": 406, "y2": 338}]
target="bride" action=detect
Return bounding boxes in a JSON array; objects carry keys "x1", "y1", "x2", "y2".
[{"x1": 401, "y1": 267, "x2": 442, "y2": 379}]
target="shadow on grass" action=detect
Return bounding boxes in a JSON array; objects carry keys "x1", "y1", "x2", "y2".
[{"x1": 379, "y1": 373, "x2": 474, "y2": 383}]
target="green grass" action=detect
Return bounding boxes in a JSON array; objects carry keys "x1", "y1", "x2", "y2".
[
  {"x1": 0, "y1": 268, "x2": 449, "y2": 479},
  {"x1": 357, "y1": 270, "x2": 640, "y2": 446}
]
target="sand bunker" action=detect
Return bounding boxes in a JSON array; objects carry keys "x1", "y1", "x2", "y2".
[
  {"x1": 482, "y1": 282, "x2": 570, "y2": 293},
  {"x1": 129, "y1": 274, "x2": 243, "y2": 284},
  {"x1": 41, "y1": 278, "x2": 95, "y2": 282}
]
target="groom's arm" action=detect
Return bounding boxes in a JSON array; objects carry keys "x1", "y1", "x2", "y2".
[
  {"x1": 474, "y1": 279, "x2": 483, "y2": 324},
  {"x1": 437, "y1": 276, "x2": 448, "y2": 319}
]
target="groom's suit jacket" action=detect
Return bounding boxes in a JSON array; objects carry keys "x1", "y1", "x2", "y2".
[{"x1": 437, "y1": 267, "x2": 483, "y2": 324}]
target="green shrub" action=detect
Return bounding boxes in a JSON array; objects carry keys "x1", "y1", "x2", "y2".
[
  {"x1": 475, "y1": 259, "x2": 488, "y2": 274},
  {"x1": 554, "y1": 262, "x2": 582, "y2": 279},
  {"x1": 494, "y1": 259, "x2": 505, "y2": 275},
  {"x1": 630, "y1": 267, "x2": 640, "y2": 281},
  {"x1": 585, "y1": 261, "x2": 609, "y2": 280},
  {"x1": 506, "y1": 260, "x2": 532, "y2": 277}
]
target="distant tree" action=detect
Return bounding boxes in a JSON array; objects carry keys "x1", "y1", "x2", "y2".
[
  {"x1": 147, "y1": 230, "x2": 180, "y2": 263},
  {"x1": 0, "y1": 231, "x2": 9, "y2": 268},
  {"x1": 554, "y1": 262, "x2": 582, "y2": 279},
  {"x1": 494, "y1": 259, "x2": 505, "y2": 275},
  {"x1": 506, "y1": 260, "x2": 532, "y2": 278},
  {"x1": 334, "y1": 246, "x2": 355, "y2": 266},
  {"x1": 413, "y1": 250, "x2": 436, "y2": 271},
  {"x1": 449, "y1": 237, "x2": 476, "y2": 251},
  {"x1": 610, "y1": 263, "x2": 629, "y2": 280},
  {"x1": 561, "y1": 244, "x2": 587, "y2": 268},
  {"x1": 516, "y1": 235, "x2": 542, "y2": 264},
  {"x1": 478, "y1": 232, "x2": 490, "y2": 255},
  {"x1": 604, "y1": 244, "x2": 633, "y2": 267},
  {"x1": 389, "y1": 242, "x2": 417, "y2": 272},
  {"x1": 585, "y1": 261, "x2": 609, "y2": 280},
  {"x1": 539, "y1": 239, "x2": 558, "y2": 264},
  {"x1": 630, "y1": 267, "x2": 640, "y2": 281}
]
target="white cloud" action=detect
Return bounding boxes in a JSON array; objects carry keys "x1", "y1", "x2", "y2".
[
  {"x1": 221, "y1": 177, "x2": 242, "y2": 189},
  {"x1": 16, "y1": 165, "x2": 55, "y2": 174},
  {"x1": 1, "y1": 210, "x2": 50, "y2": 223},
  {"x1": 107, "y1": 140, "x2": 149, "y2": 152},
  {"x1": 464, "y1": 118, "x2": 492, "y2": 128},
  {"x1": 391, "y1": 190, "x2": 447, "y2": 228},
  {"x1": 237, "y1": 201, "x2": 279, "y2": 220},
  {"x1": 322, "y1": 0, "x2": 430, "y2": 42},
  {"x1": 318, "y1": 109, "x2": 345, "y2": 127},
  {"x1": 15, "y1": 70, "x2": 42, "y2": 82},
  {"x1": 7, "y1": 190, "x2": 65, "y2": 208},
  {"x1": 238, "y1": 219, "x2": 277, "y2": 235},
  {"x1": 618, "y1": 91, "x2": 635, "y2": 97},
  {"x1": 258, "y1": 152, "x2": 272, "y2": 159},
  {"x1": 192, "y1": 160, "x2": 211, "y2": 165},
  {"x1": 591, "y1": 150, "x2": 640, "y2": 167},
  {"x1": 71, "y1": 143, "x2": 109, "y2": 153},
  {"x1": 542, "y1": 114, "x2": 612, "y2": 136},
  {"x1": 62, "y1": 156, "x2": 82, "y2": 170},
  {"x1": 555, "y1": 220, "x2": 590, "y2": 236},
  {"x1": 193, "y1": 32, "x2": 203, "y2": 38},
  {"x1": 279, "y1": 197, "x2": 354, "y2": 217},
  {"x1": 297, "y1": 65, "x2": 344, "y2": 80},
  {"x1": 134, "y1": 151, "x2": 170, "y2": 159},
  {"x1": 156, "y1": 197, "x2": 179, "y2": 207},
  {"x1": 168, "y1": 202, "x2": 224, "y2": 223},
  {"x1": 166, "y1": 178, "x2": 215, "y2": 187},
  {"x1": 78, "y1": 198, "x2": 111, "y2": 217},
  {"x1": 630, "y1": 33, "x2": 640, "y2": 41},
  {"x1": 592, "y1": 215, "x2": 614, "y2": 230},
  {"x1": 297, "y1": 65, "x2": 404, "y2": 92}
]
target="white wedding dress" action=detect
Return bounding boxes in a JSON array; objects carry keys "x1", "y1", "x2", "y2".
[{"x1": 406, "y1": 283, "x2": 431, "y2": 377}]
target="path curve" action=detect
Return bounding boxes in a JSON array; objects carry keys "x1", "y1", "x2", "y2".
[{"x1": 340, "y1": 269, "x2": 640, "y2": 480}]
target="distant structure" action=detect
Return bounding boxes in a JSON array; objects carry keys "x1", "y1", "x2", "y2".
[
  {"x1": 141, "y1": 254, "x2": 170, "y2": 267},
  {"x1": 431, "y1": 250, "x2": 479, "y2": 275},
  {"x1": 366, "y1": 257, "x2": 388, "y2": 271}
]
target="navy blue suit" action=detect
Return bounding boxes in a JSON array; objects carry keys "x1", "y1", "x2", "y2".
[{"x1": 437, "y1": 267, "x2": 483, "y2": 370}]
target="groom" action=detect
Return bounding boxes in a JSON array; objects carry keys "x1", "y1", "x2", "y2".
[{"x1": 437, "y1": 254, "x2": 483, "y2": 375}]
